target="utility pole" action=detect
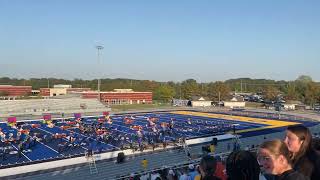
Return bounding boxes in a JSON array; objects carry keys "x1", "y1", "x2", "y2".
[
  {"x1": 218, "y1": 91, "x2": 221, "y2": 107},
  {"x1": 201, "y1": 83, "x2": 204, "y2": 95},
  {"x1": 96, "y1": 45, "x2": 104, "y2": 101}
]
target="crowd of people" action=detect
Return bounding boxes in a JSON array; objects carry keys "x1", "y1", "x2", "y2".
[
  {"x1": 124, "y1": 124, "x2": 320, "y2": 180},
  {"x1": 0, "y1": 122, "x2": 44, "y2": 161},
  {"x1": 0, "y1": 112, "x2": 242, "y2": 165}
]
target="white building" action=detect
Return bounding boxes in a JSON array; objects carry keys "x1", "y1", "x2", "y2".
[
  {"x1": 191, "y1": 96, "x2": 212, "y2": 107},
  {"x1": 223, "y1": 96, "x2": 246, "y2": 109},
  {"x1": 283, "y1": 100, "x2": 304, "y2": 111}
]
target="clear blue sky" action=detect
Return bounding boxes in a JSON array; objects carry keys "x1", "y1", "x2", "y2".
[{"x1": 0, "y1": 0, "x2": 319, "y2": 82}]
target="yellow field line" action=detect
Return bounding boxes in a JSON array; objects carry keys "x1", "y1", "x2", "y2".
[{"x1": 170, "y1": 111, "x2": 299, "y2": 132}]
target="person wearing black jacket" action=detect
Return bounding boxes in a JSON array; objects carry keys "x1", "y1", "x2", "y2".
[
  {"x1": 258, "y1": 139, "x2": 308, "y2": 180},
  {"x1": 276, "y1": 169, "x2": 308, "y2": 180}
]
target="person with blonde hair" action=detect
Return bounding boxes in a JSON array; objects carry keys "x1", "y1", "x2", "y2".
[{"x1": 258, "y1": 139, "x2": 308, "y2": 180}]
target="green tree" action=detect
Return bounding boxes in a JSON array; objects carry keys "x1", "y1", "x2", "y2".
[
  {"x1": 207, "y1": 81, "x2": 231, "y2": 101},
  {"x1": 153, "y1": 85, "x2": 175, "y2": 102},
  {"x1": 296, "y1": 75, "x2": 313, "y2": 83},
  {"x1": 181, "y1": 79, "x2": 199, "y2": 99},
  {"x1": 294, "y1": 75, "x2": 316, "y2": 104},
  {"x1": 263, "y1": 86, "x2": 279, "y2": 101},
  {"x1": 285, "y1": 84, "x2": 298, "y2": 100},
  {"x1": 304, "y1": 82, "x2": 319, "y2": 106}
]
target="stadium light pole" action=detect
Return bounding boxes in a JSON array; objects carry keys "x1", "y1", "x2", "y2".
[{"x1": 96, "y1": 45, "x2": 104, "y2": 101}]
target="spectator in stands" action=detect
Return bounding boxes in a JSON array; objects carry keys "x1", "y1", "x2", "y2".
[
  {"x1": 140, "y1": 172, "x2": 150, "y2": 180},
  {"x1": 284, "y1": 125, "x2": 320, "y2": 180},
  {"x1": 214, "y1": 156, "x2": 227, "y2": 180},
  {"x1": 258, "y1": 139, "x2": 308, "y2": 180},
  {"x1": 209, "y1": 143, "x2": 216, "y2": 154},
  {"x1": 167, "y1": 169, "x2": 178, "y2": 180},
  {"x1": 179, "y1": 168, "x2": 190, "y2": 180},
  {"x1": 226, "y1": 150, "x2": 260, "y2": 180},
  {"x1": 195, "y1": 155, "x2": 221, "y2": 180},
  {"x1": 151, "y1": 171, "x2": 161, "y2": 180},
  {"x1": 133, "y1": 175, "x2": 141, "y2": 180},
  {"x1": 188, "y1": 164, "x2": 199, "y2": 180}
]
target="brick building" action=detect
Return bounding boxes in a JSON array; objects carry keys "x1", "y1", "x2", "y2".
[
  {"x1": 0, "y1": 85, "x2": 32, "y2": 96},
  {"x1": 81, "y1": 89, "x2": 153, "y2": 105}
]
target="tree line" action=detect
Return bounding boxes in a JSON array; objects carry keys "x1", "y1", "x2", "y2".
[{"x1": 0, "y1": 75, "x2": 319, "y2": 106}]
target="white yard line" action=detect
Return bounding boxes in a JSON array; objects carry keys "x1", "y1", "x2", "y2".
[
  {"x1": 11, "y1": 144, "x2": 32, "y2": 161},
  {"x1": 36, "y1": 140, "x2": 62, "y2": 155}
]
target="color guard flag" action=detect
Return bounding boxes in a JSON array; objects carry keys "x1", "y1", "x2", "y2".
[
  {"x1": 7, "y1": 117, "x2": 17, "y2": 123},
  {"x1": 43, "y1": 114, "x2": 52, "y2": 121},
  {"x1": 74, "y1": 113, "x2": 81, "y2": 119}
]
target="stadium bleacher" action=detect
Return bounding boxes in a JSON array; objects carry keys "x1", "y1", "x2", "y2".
[{"x1": 0, "y1": 98, "x2": 107, "y2": 116}]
